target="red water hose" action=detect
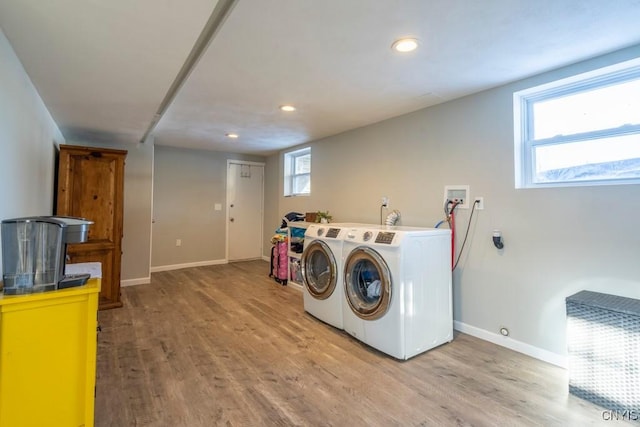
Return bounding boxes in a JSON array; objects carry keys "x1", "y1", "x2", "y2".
[
  {"x1": 450, "y1": 209, "x2": 455, "y2": 270},
  {"x1": 446, "y1": 201, "x2": 459, "y2": 270}
]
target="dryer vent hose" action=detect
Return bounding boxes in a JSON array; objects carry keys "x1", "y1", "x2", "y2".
[{"x1": 385, "y1": 209, "x2": 401, "y2": 226}]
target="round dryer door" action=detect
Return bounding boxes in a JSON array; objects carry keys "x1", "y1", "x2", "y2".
[
  {"x1": 344, "y1": 246, "x2": 392, "y2": 320},
  {"x1": 301, "y1": 240, "x2": 337, "y2": 300}
]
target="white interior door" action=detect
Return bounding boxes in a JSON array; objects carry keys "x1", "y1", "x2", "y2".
[{"x1": 227, "y1": 161, "x2": 264, "y2": 261}]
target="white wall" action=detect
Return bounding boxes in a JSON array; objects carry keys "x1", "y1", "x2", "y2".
[
  {"x1": 273, "y1": 44, "x2": 640, "y2": 365},
  {"x1": 152, "y1": 145, "x2": 264, "y2": 269},
  {"x1": 0, "y1": 28, "x2": 65, "y2": 280},
  {"x1": 263, "y1": 153, "x2": 281, "y2": 257}
]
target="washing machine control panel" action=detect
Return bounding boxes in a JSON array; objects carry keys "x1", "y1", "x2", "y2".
[
  {"x1": 375, "y1": 232, "x2": 395, "y2": 244},
  {"x1": 326, "y1": 228, "x2": 340, "y2": 238},
  {"x1": 316, "y1": 228, "x2": 324, "y2": 237},
  {"x1": 363, "y1": 231, "x2": 373, "y2": 241}
]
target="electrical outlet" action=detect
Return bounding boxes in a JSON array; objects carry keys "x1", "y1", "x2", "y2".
[
  {"x1": 474, "y1": 197, "x2": 484, "y2": 210},
  {"x1": 381, "y1": 196, "x2": 389, "y2": 207},
  {"x1": 176, "y1": 239, "x2": 182, "y2": 247}
]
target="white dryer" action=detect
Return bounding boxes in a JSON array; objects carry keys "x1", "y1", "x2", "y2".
[
  {"x1": 300, "y1": 224, "x2": 351, "y2": 329},
  {"x1": 341, "y1": 225, "x2": 452, "y2": 359}
]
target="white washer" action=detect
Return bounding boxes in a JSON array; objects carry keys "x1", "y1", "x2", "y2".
[
  {"x1": 341, "y1": 225, "x2": 452, "y2": 359},
  {"x1": 300, "y1": 224, "x2": 349, "y2": 329}
]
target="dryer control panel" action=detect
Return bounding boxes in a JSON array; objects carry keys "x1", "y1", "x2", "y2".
[{"x1": 375, "y1": 232, "x2": 395, "y2": 244}]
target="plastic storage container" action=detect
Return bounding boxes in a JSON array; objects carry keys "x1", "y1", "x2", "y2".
[{"x1": 566, "y1": 290, "x2": 640, "y2": 412}]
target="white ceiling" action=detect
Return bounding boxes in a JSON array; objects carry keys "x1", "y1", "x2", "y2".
[{"x1": 2, "y1": 0, "x2": 640, "y2": 155}]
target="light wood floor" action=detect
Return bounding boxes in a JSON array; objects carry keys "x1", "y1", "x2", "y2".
[{"x1": 95, "y1": 260, "x2": 622, "y2": 426}]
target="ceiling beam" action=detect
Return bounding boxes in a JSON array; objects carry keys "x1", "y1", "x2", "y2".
[{"x1": 140, "y1": 0, "x2": 238, "y2": 143}]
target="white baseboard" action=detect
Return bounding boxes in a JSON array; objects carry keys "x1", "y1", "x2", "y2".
[
  {"x1": 150, "y1": 259, "x2": 228, "y2": 273},
  {"x1": 121, "y1": 277, "x2": 150, "y2": 287},
  {"x1": 262, "y1": 255, "x2": 270, "y2": 262},
  {"x1": 453, "y1": 320, "x2": 567, "y2": 368}
]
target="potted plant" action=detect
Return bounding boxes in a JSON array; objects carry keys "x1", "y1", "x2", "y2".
[{"x1": 316, "y1": 210, "x2": 332, "y2": 224}]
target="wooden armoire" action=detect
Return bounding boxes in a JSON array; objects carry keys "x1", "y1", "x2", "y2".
[{"x1": 56, "y1": 144, "x2": 127, "y2": 310}]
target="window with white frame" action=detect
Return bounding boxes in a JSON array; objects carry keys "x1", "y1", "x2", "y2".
[
  {"x1": 514, "y1": 58, "x2": 640, "y2": 188},
  {"x1": 284, "y1": 147, "x2": 311, "y2": 196}
]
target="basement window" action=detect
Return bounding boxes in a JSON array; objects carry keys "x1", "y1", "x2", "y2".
[
  {"x1": 284, "y1": 147, "x2": 311, "y2": 196},
  {"x1": 514, "y1": 58, "x2": 640, "y2": 188}
]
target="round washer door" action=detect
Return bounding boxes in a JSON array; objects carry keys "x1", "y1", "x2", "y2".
[
  {"x1": 344, "y1": 246, "x2": 392, "y2": 320},
  {"x1": 301, "y1": 240, "x2": 337, "y2": 300}
]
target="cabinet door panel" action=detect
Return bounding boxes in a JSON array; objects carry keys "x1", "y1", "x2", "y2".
[
  {"x1": 64, "y1": 153, "x2": 119, "y2": 243},
  {"x1": 67, "y1": 247, "x2": 119, "y2": 309}
]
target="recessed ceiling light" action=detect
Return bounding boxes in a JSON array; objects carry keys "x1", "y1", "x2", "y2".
[
  {"x1": 226, "y1": 133, "x2": 239, "y2": 139},
  {"x1": 280, "y1": 105, "x2": 296, "y2": 112},
  {"x1": 392, "y1": 38, "x2": 418, "y2": 53}
]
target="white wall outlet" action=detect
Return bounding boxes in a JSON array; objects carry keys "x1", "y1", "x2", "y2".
[
  {"x1": 444, "y1": 185, "x2": 470, "y2": 209},
  {"x1": 176, "y1": 239, "x2": 182, "y2": 247},
  {"x1": 474, "y1": 197, "x2": 484, "y2": 210},
  {"x1": 214, "y1": 203, "x2": 222, "y2": 211},
  {"x1": 382, "y1": 196, "x2": 389, "y2": 207}
]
